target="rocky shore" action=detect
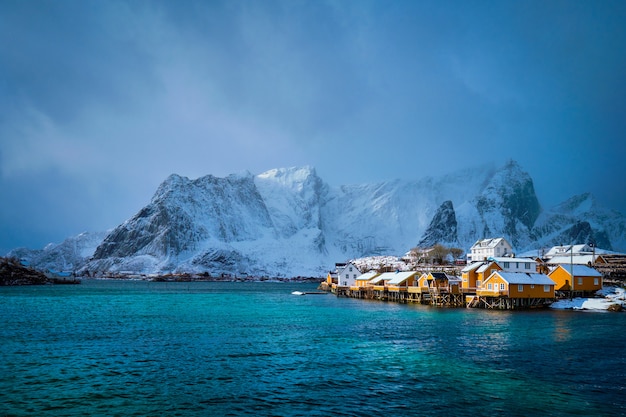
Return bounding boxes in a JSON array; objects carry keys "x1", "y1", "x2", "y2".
[{"x1": 0, "y1": 257, "x2": 79, "y2": 285}]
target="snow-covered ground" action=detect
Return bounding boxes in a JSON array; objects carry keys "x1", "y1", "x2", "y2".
[{"x1": 551, "y1": 287, "x2": 626, "y2": 311}]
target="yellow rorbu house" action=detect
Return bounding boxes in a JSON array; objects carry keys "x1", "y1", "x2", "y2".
[
  {"x1": 548, "y1": 264, "x2": 602, "y2": 294},
  {"x1": 386, "y1": 271, "x2": 421, "y2": 302},
  {"x1": 472, "y1": 271, "x2": 556, "y2": 309}
]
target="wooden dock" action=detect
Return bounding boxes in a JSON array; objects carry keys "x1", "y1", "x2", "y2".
[{"x1": 323, "y1": 284, "x2": 556, "y2": 310}]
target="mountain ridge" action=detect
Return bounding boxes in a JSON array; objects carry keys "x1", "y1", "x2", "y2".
[{"x1": 7, "y1": 161, "x2": 626, "y2": 277}]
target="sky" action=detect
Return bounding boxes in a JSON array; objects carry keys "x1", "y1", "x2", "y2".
[{"x1": 1, "y1": 0, "x2": 625, "y2": 254}]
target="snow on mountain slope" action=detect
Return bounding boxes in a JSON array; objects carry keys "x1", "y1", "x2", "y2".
[
  {"x1": 6, "y1": 231, "x2": 108, "y2": 272},
  {"x1": 10, "y1": 161, "x2": 625, "y2": 277}
]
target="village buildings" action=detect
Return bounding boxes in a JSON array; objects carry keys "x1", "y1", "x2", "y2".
[
  {"x1": 467, "y1": 237, "x2": 513, "y2": 263},
  {"x1": 324, "y1": 237, "x2": 610, "y2": 310}
]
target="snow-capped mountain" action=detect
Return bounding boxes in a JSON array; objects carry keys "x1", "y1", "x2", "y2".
[
  {"x1": 10, "y1": 161, "x2": 626, "y2": 277},
  {"x1": 6, "y1": 231, "x2": 108, "y2": 273}
]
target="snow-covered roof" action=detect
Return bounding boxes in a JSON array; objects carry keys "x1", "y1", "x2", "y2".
[
  {"x1": 471, "y1": 237, "x2": 510, "y2": 249},
  {"x1": 370, "y1": 272, "x2": 397, "y2": 284},
  {"x1": 461, "y1": 262, "x2": 484, "y2": 273},
  {"x1": 493, "y1": 272, "x2": 555, "y2": 285},
  {"x1": 548, "y1": 255, "x2": 599, "y2": 265},
  {"x1": 545, "y1": 244, "x2": 593, "y2": 257},
  {"x1": 447, "y1": 275, "x2": 462, "y2": 284},
  {"x1": 551, "y1": 264, "x2": 602, "y2": 277},
  {"x1": 476, "y1": 262, "x2": 496, "y2": 273},
  {"x1": 356, "y1": 271, "x2": 380, "y2": 282},
  {"x1": 387, "y1": 271, "x2": 419, "y2": 285}
]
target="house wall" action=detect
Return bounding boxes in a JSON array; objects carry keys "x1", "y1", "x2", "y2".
[
  {"x1": 462, "y1": 269, "x2": 479, "y2": 289},
  {"x1": 470, "y1": 239, "x2": 513, "y2": 262},
  {"x1": 508, "y1": 281, "x2": 554, "y2": 298},
  {"x1": 477, "y1": 263, "x2": 502, "y2": 288},
  {"x1": 548, "y1": 267, "x2": 571, "y2": 291},
  {"x1": 478, "y1": 274, "x2": 555, "y2": 298}
]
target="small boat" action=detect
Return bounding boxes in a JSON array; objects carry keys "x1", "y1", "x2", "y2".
[{"x1": 291, "y1": 291, "x2": 327, "y2": 295}]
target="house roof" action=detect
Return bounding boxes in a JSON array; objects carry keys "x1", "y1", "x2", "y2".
[
  {"x1": 428, "y1": 272, "x2": 448, "y2": 280},
  {"x1": 476, "y1": 262, "x2": 497, "y2": 273},
  {"x1": 493, "y1": 272, "x2": 555, "y2": 285},
  {"x1": 387, "y1": 271, "x2": 419, "y2": 285},
  {"x1": 337, "y1": 262, "x2": 360, "y2": 274},
  {"x1": 545, "y1": 244, "x2": 593, "y2": 257},
  {"x1": 370, "y1": 272, "x2": 397, "y2": 284},
  {"x1": 356, "y1": 271, "x2": 380, "y2": 282},
  {"x1": 447, "y1": 275, "x2": 462, "y2": 284},
  {"x1": 550, "y1": 264, "x2": 602, "y2": 277},
  {"x1": 548, "y1": 255, "x2": 601, "y2": 265},
  {"x1": 461, "y1": 262, "x2": 484, "y2": 273},
  {"x1": 471, "y1": 237, "x2": 509, "y2": 250}
]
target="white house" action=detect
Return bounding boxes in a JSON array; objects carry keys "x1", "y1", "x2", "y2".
[
  {"x1": 336, "y1": 262, "x2": 361, "y2": 287},
  {"x1": 468, "y1": 238, "x2": 513, "y2": 262},
  {"x1": 544, "y1": 244, "x2": 594, "y2": 258}
]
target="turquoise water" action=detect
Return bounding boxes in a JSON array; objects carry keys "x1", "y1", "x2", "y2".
[{"x1": 1, "y1": 280, "x2": 625, "y2": 416}]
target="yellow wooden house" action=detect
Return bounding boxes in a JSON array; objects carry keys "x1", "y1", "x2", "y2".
[
  {"x1": 353, "y1": 271, "x2": 380, "y2": 290},
  {"x1": 548, "y1": 264, "x2": 603, "y2": 292},
  {"x1": 475, "y1": 261, "x2": 502, "y2": 290},
  {"x1": 386, "y1": 271, "x2": 420, "y2": 291},
  {"x1": 425, "y1": 272, "x2": 459, "y2": 293},
  {"x1": 416, "y1": 273, "x2": 431, "y2": 293},
  {"x1": 477, "y1": 271, "x2": 556, "y2": 299}
]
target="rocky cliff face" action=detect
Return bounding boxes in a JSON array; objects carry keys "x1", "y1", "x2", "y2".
[
  {"x1": 417, "y1": 200, "x2": 459, "y2": 248},
  {"x1": 86, "y1": 167, "x2": 329, "y2": 276}
]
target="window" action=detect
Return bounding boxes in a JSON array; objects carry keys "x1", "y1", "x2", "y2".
[
  {"x1": 594, "y1": 278, "x2": 599, "y2": 286},
  {"x1": 544, "y1": 285, "x2": 550, "y2": 292},
  {"x1": 518, "y1": 285, "x2": 524, "y2": 292},
  {"x1": 353, "y1": 274, "x2": 357, "y2": 279},
  {"x1": 345, "y1": 274, "x2": 349, "y2": 280},
  {"x1": 530, "y1": 284, "x2": 534, "y2": 289},
  {"x1": 488, "y1": 283, "x2": 492, "y2": 290},
  {"x1": 500, "y1": 283, "x2": 505, "y2": 290},
  {"x1": 525, "y1": 263, "x2": 531, "y2": 269},
  {"x1": 578, "y1": 277, "x2": 583, "y2": 285},
  {"x1": 349, "y1": 267, "x2": 353, "y2": 272},
  {"x1": 504, "y1": 262, "x2": 510, "y2": 268}
]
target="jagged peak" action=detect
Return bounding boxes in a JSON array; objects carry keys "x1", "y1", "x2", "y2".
[
  {"x1": 553, "y1": 192, "x2": 596, "y2": 214},
  {"x1": 257, "y1": 166, "x2": 318, "y2": 183}
]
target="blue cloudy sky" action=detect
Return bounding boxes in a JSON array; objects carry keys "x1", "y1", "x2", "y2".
[{"x1": 1, "y1": 0, "x2": 625, "y2": 253}]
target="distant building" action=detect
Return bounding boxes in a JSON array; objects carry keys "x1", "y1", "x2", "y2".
[
  {"x1": 336, "y1": 262, "x2": 361, "y2": 287},
  {"x1": 468, "y1": 238, "x2": 513, "y2": 263}
]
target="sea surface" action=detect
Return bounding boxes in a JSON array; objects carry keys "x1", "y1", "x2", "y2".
[{"x1": 1, "y1": 279, "x2": 625, "y2": 416}]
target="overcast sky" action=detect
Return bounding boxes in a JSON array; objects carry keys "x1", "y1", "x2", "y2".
[{"x1": 1, "y1": 0, "x2": 625, "y2": 253}]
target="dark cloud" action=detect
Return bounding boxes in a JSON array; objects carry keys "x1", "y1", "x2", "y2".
[{"x1": 1, "y1": 0, "x2": 625, "y2": 252}]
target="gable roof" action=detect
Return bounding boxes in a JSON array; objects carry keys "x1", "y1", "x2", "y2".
[
  {"x1": 548, "y1": 254, "x2": 602, "y2": 265},
  {"x1": 477, "y1": 262, "x2": 498, "y2": 273},
  {"x1": 462, "y1": 262, "x2": 484, "y2": 273},
  {"x1": 428, "y1": 272, "x2": 448, "y2": 280},
  {"x1": 550, "y1": 264, "x2": 602, "y2": 278},
  {"x1": 337, "y1": 262, "x2": 360, "y2": 274},
  {"x1": 370, "y1": 272, "x2": 397, "y2": 284},
  {"x1": 387, "y1": 271, "x2": 419, "y2": 285},
  {"x1": 471, "y1": 237, "x2": 510, "y2": 250},
  {"x1": 356, "y1": 271, "x2": 380, "y2": 282},
  {"x1": 493, "y1": 272, "x2": 555, "y2": 285}
]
